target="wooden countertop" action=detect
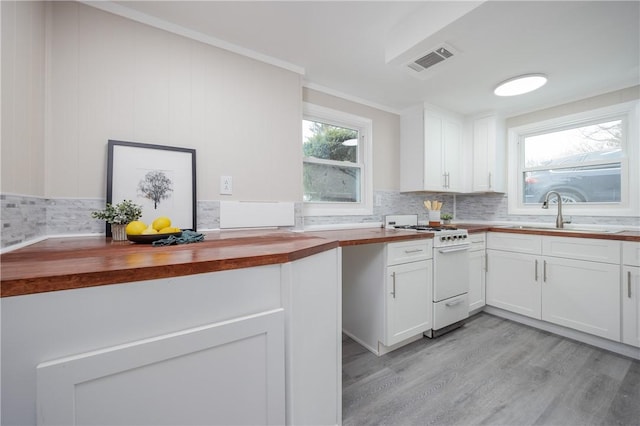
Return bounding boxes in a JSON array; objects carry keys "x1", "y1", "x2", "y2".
[
  {"x1": 0, "y1": 230, "x2": 338, "y2": 298},
  {"x1": 305, "y1": 227, "x2": 433, "y2": 246},
  {"x1": 2, "y1": 224, "x2": 638, "y2": 298},
  {"x1": 457, "y1": 224, "x2": 640, "y2": 241}
]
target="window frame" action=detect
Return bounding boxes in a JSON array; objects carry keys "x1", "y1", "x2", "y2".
[
  {"x1": 302, "y1": 103, "x2": 373, "y2": 216},
  {"x1": 507, "y1": 100, "x2": 639, "y2": 217}
]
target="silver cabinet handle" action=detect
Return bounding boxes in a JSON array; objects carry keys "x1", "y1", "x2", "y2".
[
  {"x1": 484, "y1": 254, "x2": 488, "y2": 272},
  {"x1": 543, "y1": 260, "x2": 547, "y2": 282},
  {"x1": 438, "y1": 244, "x2": 471, "y2": 254},
  {"x1": 535, "y1": 259, "x2": 539, "y2": 281},
  {"x1": 629, "y1": 271, "x2": 632, "y2": 298},
  {"x1": 488, "y1": 172, "x2": 492, "y2": 190},
  {"x1": 404, "y1": 249, "x2": 423, "y2": 254},
  {"x1": 446, "y1": 298, "x2": 464, "y2": 307},
  {"x1": 391, "y1": 272, "x2": 396, "y2": 299}
]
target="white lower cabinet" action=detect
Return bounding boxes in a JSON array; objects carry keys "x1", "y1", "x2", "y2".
[
  {"x1": 385, "y1": 260, "x2": 432, "y2": 346},
  {"x1": 486, "y1": 249, "x2": 541, "y2": 319},
  {"x1": 486, "y1": 233, "x2": 622, "y2": 341},
  {"x1": 622, "y1": 242, "x2": 640, "y2": 347},
  {"x1": 343, "y1": 239, "x2": 432, "y2": 355},
  {"x1": 468, "y1": 233, "x2": 486, "y2": 312},
  {"x1": 542, "y1": 256, "x2": 620, "y2": 340},
  {"x1": 37, "y1": 310, "x2": 285, "y2": 426}
]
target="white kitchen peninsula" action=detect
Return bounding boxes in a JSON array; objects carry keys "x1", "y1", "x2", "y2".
[{"x1": 1, "y1": 231, "x2": 341, "y2": 426}]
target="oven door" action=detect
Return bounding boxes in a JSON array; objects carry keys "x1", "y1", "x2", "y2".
[{"x1": 433, "y1": 244, "x2": 470, "y2": 302}]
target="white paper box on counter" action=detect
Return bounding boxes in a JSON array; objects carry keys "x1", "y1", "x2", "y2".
[{"x1": 220, "y1": 201, "x2": 295, "y2": 229}]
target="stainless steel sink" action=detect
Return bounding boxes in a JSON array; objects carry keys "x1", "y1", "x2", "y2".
[{"x1": 499, "y1": 225, "x2": 622, "y2": 234}]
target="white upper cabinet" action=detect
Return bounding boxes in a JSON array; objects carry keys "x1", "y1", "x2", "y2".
[
  {"x1": 471, "y1": 115, "x2": 506, "y2": 193},
  {"x1": 400, "y1": 105, "x2": 463, "y2": 192}
]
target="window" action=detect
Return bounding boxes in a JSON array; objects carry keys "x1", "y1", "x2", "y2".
[
  {"x1": 303, "y1": 103, "x2": 372, "y2": 216},
  {"x1": 508, "y1": 101, "x2": 639, "y2": 216}
]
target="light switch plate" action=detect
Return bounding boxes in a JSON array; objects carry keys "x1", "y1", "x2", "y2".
[{"x1": 220, "y1": 176, "x2": 232, "y2": 195}]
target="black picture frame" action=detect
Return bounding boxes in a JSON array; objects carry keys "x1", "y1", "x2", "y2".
[{"x1": 106, "y1": 140, "x2": 197, "y2": 236}]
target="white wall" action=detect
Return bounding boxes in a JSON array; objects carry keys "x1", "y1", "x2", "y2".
[
  {"x1": 1, "y1": 1, "x2": 46, "y2": 196},
  {"x1": 302, "y1": 88, "x2": 400, "y2": 191},
  {"x1": 2, "y1": 1, "x2": 304, "y2": 202},
  {"x1": 506, "y1": 85, "x2": 640, "y2": 128}
]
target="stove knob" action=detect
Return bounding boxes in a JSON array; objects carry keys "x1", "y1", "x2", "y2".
[
  {"x1": 446, "y1": 236, "x2": 452, "y2": 241},
  {"x1": 453, "y1": 235, "x2": 459, "y2": 240},
  {"x1": 440, "y1": 236, "x2": 446, "y2": 242},
  {"x1": 463, "y1": 234, "x2": 468, "y2": 239}
]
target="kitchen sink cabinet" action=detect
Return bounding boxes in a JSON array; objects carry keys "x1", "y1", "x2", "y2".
[
  {"x1": 400, "y1": 105, "x2": 463, "y2": 192},
  {"x1": 343, "y1": 239, "x2": 432, "y2": 355},
  {"x1": 541, "y1": 256, "x2": 620, "y2": 340},
  {"x1": 622, "y1": 242, "x2": 640, "y2": 347},
  {"x1": 486, "y1": 249, "x2": 542, "y2": 319},
  {"x1": 468, "y1": 233, "x2": 486, "y2": 312},
  {"x1": 471, "y1": 115, "x2": 506, "y2": 193},
  {"x1": 486, "y1": 233, "x2": 622, "y2": 341}
]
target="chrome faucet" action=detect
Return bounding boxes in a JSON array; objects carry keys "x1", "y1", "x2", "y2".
[{"x1": 542, "y1": 191, "x2": 567, "y2": 228}]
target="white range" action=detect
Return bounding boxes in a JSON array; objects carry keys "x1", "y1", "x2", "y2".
[{"x1": 385, "y1": 214, "x2": 471, "y2": 337}]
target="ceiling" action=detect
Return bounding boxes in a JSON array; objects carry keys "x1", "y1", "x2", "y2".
[{"x1": 103, "y1": 1, "x2": 639, "y2": 117}]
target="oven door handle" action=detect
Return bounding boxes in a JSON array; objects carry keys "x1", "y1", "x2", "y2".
[{"x1": 437, "y1": 244, "x2": 471, "y2": 254}]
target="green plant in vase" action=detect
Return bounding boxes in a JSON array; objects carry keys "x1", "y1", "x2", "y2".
[
  {"x1": 92, "y1": 200, "x2": 143, "y2": 240},
  {"x1": 440, "y1": 213, "x2": 453, "y2": 225}
]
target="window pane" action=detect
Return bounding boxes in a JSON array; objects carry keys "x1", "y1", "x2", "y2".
[
  {"x1": 524, "y1": 120, "x2": 622, "y2": 168},
  {"x1": 303, "y1": 162, "x2": 361, "y2": 202},
  {"x1": 523, "y1": 162, "x2": 621, "y2": 204},
  {"x1": 303, "y1": 120, "x2": 358, "y2": 163}
]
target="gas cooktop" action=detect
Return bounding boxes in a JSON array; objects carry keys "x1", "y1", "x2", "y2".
[
  {"x1": 392, "y1": 225, "x2": 458, "y2": 232},
  {"x1": 385, "y1": 214, "x2": 469, "y2": 247}
]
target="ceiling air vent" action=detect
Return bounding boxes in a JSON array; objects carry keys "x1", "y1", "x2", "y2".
[{"x1": 409, "y1": 46, "x2": 455, "y2": 73}]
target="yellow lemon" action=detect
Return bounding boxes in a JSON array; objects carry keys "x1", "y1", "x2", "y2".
[
  {"x1": 152, "y1": 216, "x2": 171, "y2": 231},
  {"x1": 159, "y1": 227, "x2": 180, "y2": 234},
  {"x1": 125, "y1": 221, "x2": 147, "y2": 235},
  {"x1": 142, "y1": 225, "x2": 158, "y2": 235}
]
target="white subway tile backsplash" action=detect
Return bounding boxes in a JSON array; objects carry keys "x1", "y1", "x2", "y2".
[{"x1": 2, "y1": 191, "x2": 638, "y2": 249}]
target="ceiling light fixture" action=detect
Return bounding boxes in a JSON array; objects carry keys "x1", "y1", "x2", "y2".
[{"x1": 494, "y1": 73, "x2": 548, "y2": 97}]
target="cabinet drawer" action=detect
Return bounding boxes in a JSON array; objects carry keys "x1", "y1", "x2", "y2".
[
  {"x1": 542, "y1": 236, "x2": 620, "y2": 264},
  {"x1": 487, "y1": 232, "x2": 542, "y2": 254},
  {"x1": 623, "y1": 242, "x2": 640, "y2": 266},
  {"x1": 433, "y1": 294, "x2": 468, "y2": 330},
  {"x1": 469, "y1": 233, "x2": 486, "y2": 252},
  {"x1": 387, "y1": 240, "x2": 432, "y2": 266}
]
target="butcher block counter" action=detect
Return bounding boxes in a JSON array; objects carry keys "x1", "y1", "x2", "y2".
[
  {"x1": 0, "y1": 230, "x2": 339, "y2": 297},
  {"x1": 2, "y1": 225, "x2": 638, "y2": 298}
]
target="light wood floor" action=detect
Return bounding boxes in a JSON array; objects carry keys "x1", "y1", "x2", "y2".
[{"x1": 342, "y1": 313, "x2": 640, "y2": 426}]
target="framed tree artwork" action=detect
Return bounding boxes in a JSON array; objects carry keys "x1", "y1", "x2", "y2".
[{"x1": 106, "y1": 140, "x2": 197, "y2": 236}]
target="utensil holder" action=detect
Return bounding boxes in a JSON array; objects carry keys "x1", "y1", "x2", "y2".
[{"x1": 428, "y1": 210, "x2": 441, "y2": 227}]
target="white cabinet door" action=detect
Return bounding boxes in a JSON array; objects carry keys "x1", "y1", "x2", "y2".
[
  {"x1": 471, "y1": 116, "x2": 505, "y2": 193},
  {"x1": 400, "y1": 106, "x2": 462, "y2": 192},
  {"x1": 468, "y1": 248, "x2": 486, "y2": 312},
  {"x1": 384, "y1": 260, "x2": 432, "y2": 346},
  {"x1": 424, "y1": 112, "x2": 446, "y2": 191},
  {"x1": 486, "y1": 250, "x2": 541, "y2": 319},
  {"x1": 424, "y1": 110, "x2": 463, "y2": 192},
  {"x1": 442, "y1": 118, "x2": 463, "y2": 191},
  {"x1": 400, "y1": 106, "x2": 426, "y2": 192},
  {"x1": 37, "y1": 309, "x2": 285, "y2": 426},
  {"x1": 622, "y1": 265, "x2": 640, "y2": 347},
  {"x1": 541, "y1": 256, "x2": 620, "y2": 340}
]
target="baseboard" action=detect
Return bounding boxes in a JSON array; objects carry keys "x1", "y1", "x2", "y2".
[{"x1": 484, "y1": 306, "x2": 640, "y2": 360}]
